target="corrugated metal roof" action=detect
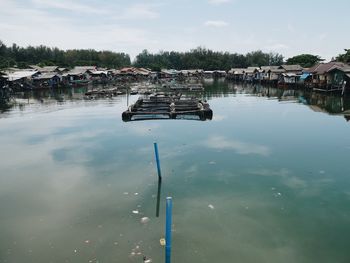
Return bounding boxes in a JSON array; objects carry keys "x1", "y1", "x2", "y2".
[
  {"x1": 328, "y1": 65, "x2": 350, "y2": 73},
  {"x1": 33, "y1": 73, "x2": 59, "y2": 80},
  {"x1": 280, "y1": 64, "x2": 303, "y2": 71},
  {"x1": 229, "y1": 68, "x2": 245, "y2": 74},
  {"x1": 89, "y1": 70, "x2": 108, "y2": 75},
  {"x1": 270, "y1": 68, "x2": 285, "y2": 73},
  {"x1": 260, "y1": 66, "x2": 280, "y2": 71},
  {"x1": 67, "y1": 69, "x2": 85, "y2": 75},
  {"x1": 309, "y1": 62, "x2": 346, "y2": 74},
  {"x1": 6, "y1": 71, "x2": 38, "y2": 81},
  {"x1": 30, "y1": 66, "x2": 58, "y2": 72},
  {"x1": 244, "y1": 69, "x2": 256, "y2": 74}
]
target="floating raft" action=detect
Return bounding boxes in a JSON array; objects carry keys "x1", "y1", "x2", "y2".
[
  {"x1": 84, "y1": 88, "x2": 125, "y2": 99},
  {"x1": 169, "y1": 83, "x2": 204, "y2": 91},
  {"x1": 122, "y1": 93, "x2": 213, "y2": 121}
]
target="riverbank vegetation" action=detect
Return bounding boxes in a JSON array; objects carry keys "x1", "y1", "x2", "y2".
[
  {"x1": 0, "y1": 41, "x2": 131, "y2": 69},
  {"x1": 0, "y1": 40, "x2": 349, "y2": 71}
]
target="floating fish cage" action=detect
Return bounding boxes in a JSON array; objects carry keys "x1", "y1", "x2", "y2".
[
  {"x1": 168, "y1": 83, "x2": 204, "y2": 91},
  {"x1": 122, "y1": 93, "x2": 213, "y2": 121}
]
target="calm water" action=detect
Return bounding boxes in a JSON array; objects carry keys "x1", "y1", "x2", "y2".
[{"x1": 1, "y1": 82, "x2": 350, "y2": 263}]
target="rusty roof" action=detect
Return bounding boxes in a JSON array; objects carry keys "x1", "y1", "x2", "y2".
[{"x1": 308, "y1": 62, "x2": 346, "y2": 74}]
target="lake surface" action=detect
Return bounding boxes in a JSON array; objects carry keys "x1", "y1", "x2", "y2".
[{"x1": 1, "y1": 81, "x2": 350, "y2": 263}]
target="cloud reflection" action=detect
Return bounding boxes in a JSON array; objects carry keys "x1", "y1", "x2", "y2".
[{"x1": 204, "y1": 136, "x2": 271, "y2": 156}]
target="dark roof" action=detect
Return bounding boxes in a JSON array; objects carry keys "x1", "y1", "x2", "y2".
[
  {"x1": 308, "y1": 62, "x2": 346, "y2": 74},
  {"x1": 327, "y1": 65, "x2": 350, "y2": 73},
  {"x1": 270, "y1": 68, "x2": 285, "y2": 73},
  {"x1": 280, "y1": 64, "x2": 303, "y2": 71},
  {"x1": 260, "y1": 66, "x2": 280, "y2": 71}
]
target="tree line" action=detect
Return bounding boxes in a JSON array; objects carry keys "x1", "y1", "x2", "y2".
[
  {"x1": 0, "y1": 40, "x2": 131, "y2": 69},
  {"x1": 134, "y1": 48, "x2": 284, "y2": 71},
  {"x1": 1, "y1": 40, "x2": 349, "y2": 70}
]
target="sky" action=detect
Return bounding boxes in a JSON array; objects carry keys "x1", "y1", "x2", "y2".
[{"x1": 0, "y1": 0, "x2": 349, "y2": 61}]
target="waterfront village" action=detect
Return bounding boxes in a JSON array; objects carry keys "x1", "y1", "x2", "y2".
[{"x1": 0, "y1": 61, "x2": 350, "y2": 94}]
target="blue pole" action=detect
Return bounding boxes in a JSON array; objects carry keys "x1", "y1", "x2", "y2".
[
  {"x1": 154, "y1": 142, "x2": 162, "y2": 179},
  {"x1": 165, "y1": 197, "x2": 172, "y2": 263}
]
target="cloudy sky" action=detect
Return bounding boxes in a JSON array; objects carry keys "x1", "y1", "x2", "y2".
[{"x1": 0, "y1": 0, "x2": 349, "y2": 61}]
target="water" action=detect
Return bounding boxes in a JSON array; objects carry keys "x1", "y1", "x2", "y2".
[{"x1": 1, "y1": 82, "x2": 350, "y2": 263}]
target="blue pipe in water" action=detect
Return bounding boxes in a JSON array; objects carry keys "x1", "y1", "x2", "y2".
[
  {"x1": 165, "y1": 197, "x2": 172, "y2": 263},
  {"x1": 154, "y1": 142, "x2": 162, "y2": 179}
]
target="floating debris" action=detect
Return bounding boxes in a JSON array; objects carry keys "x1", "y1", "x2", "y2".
[
  {"x1": 160, "y1": 238, "x2": 166, "y2": 246},
  {"x1": 208, "y1": 204, "x2": 215, "y2": 209},
  {"x1": 132, "y1": 210, "x2": 139, "y2": 214},
  {"x1": 208, "y1": 161, "x2": 216, "y2": 165},
  {"x1": 140, "y1": 217, "x2": 150, "y2": 224},
  {"x1": 274, "y1": 192, "x2": 282, "y2": 197}
]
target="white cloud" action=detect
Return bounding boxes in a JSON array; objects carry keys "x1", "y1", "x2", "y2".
[
  {"x1": 203, "y1": 136, "x2": 271, "y2": 156},
  {"x1": 208, "y1": 0, "x2": 231, "y2": 4},
  {"x1": 319, "y1": 33, "x2": 328, "y2": 40},
  {"x1": 287, "y1": 23, "x2": 295, "y2": 33},
  {"x1": 264, "y1": 43, "x2": 289, "y2": 51},
  {"x1": 204, "y1": 20, "x2": 229, "y2": 27},
  {"x1": 32, "y1": 0, "x2": 108, "y2": 14},
  {"x1": 0, "y1": 0, "x2": 156, "y2": 57},
  {"x1": 119, "y1": 4, "x2": 159, "y2": 20}
]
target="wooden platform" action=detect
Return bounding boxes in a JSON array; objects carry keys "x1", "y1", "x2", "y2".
[
  {"x1": 122, "y1": 93, "x2": 213, "y2": 121},
  {"x1": 169, "y1": 83, "x2": 204, "y2": 91}
]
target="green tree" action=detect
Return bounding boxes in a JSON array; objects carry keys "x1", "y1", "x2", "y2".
[
  {"x1": 286, "y1": 54, "x2": 323, "y2": 68},
  {"x1": 246, "y1": 50, "x2": 269, "y2": 67},
  {"x1": 0, "y1": 39, "x2": 131, "y2": 69},
  {"x1": 336, "y1": 49, "x2": 350, "y2": 64}
]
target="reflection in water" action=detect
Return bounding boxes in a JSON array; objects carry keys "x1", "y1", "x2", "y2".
[
  {"x1": 156, "y1": 178, "x2": 162, "y2": 217},
  {"x1": 1, "y1": 81, "x2": 350, "y2": 263},
  {"x1": 208, "y1": 82, "x2": 350, "y2": 123},
  {"x1": 204, "y1": 136, "x2": 271, "y2": 156},
  {"x1": 2, "y1": 81, "x2": 350, "y2": 122}
]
